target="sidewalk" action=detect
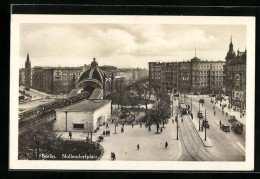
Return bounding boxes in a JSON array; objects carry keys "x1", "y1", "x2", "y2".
[
  {"x1": 186, "y1": 115, "x2": 213, "y2": 147},
  {"x1": 214, "y1": 98, "x2": 246, "y2": 125}
]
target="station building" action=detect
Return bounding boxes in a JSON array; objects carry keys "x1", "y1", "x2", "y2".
[{"x1": 53, "y1": 99, "x2": 111, "y2": 132}]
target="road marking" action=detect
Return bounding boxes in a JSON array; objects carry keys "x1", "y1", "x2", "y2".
[{"x1": 234, "y1": 141, "x2": 245, "y2": 153}]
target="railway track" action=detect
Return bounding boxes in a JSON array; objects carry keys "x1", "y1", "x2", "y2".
[{"x1": 19, "y1": 113, "x2": 56, "y2": 136}]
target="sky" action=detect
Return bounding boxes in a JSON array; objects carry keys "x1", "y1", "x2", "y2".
[{"x1": 19, "y1": 23, "x2": 246, "y2": 69}]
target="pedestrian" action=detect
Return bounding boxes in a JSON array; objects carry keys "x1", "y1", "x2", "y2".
[
  {"x1": 137, "y1": 144, "x2": 140, "y2": 150},
  {"x1": 182, "y1": 118, "x2": 183, "y2": 122},
  {"x1": 161, "y1": 127, "x2": 163, "y2": 133},
  {"x1": 121, "y1": 127, "x2": 124, "y2": 133},
  {"x1": 106, "y1": 123, "x2": 109, "y2": 128},
  {"x1": 140, "y1": 122, "x2": 142, "y2": 128},
  {"x1": 69, "y1": 131, "x2": 72, "y2": 139},
  {"x1": 112, "y1": 119, "x2": 114, "y2": 124},
  {"x1": 165, "y1": 141, "x2": 168, "y2": 149},
  {"x1": 214, "y1": 111, "x2": 216, "y2": 116},
  {"x1": 148, "y1": 125, "x2": 151, "y2": 132},
  {"x1": 220, "y1": 120, "x2": 222, "y2": 127},
  {"x1": 132, "y1": 122, "x2": 134, "y2": 128},
  {"x1": 226, "y1": 112, "x2": 228, "y2": 117}
]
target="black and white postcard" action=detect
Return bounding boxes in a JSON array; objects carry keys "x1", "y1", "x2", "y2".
[{"x1": 10, "y1": 15, "x2": 255, "y2": 170}]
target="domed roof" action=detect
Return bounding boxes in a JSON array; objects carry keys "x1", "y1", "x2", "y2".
[{"x1": 77, "y1": 58, "x2": 109, "y2": 86}]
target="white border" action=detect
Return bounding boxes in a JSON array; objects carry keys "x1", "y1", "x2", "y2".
[{"x1": 10, "y1": 15, "x2": 255, "y2": 171}]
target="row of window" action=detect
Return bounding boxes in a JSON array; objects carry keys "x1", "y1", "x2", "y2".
[{"x1": 226, "y1": 65, "x2": 246, "y2": 71}]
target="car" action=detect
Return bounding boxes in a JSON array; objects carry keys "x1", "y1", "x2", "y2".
[
  {"x1": 197, "y1": 111, "x2": 203, "y2": 118},
  {"x1": 202, "y1": 120, "x2": 210, "y2": 128},
  {"x1": 199, "y1": 99, "x2": 205, "y2": 103},
  {"x1": 174, "y1": 94, "x2": 179, "y2": 97},
  {"x1": 216, "y1": 96, "x2": 224, "y2": 101},
  {"x1": 220, "y1": 124, "x2": 230, "y2": 132}
]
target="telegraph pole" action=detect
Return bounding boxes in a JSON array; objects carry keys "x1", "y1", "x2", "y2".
[{"x1": 205, "y1": 109, "x2": 207, "y2": 141}]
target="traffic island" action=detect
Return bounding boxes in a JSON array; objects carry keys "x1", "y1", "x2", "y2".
[{"x1": 187, "y1": 115, "x2": 213, "y2": 147}]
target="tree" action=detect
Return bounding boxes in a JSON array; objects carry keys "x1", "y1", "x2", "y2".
[
  {"x1": 149, "y1": 108, "x2": 160, "y2": 133},
  {"x1": 111, "y1": 109, "x2": 121, "y2": 134},
  {"x1": 148, "y1": 89, "x2": 172, "y2": 133},
  {"x1": 19, "y1": 121, "x2": 63, "y2": 160},
  {"x1": 158, "y1": 100, "x2": 171, "y2": 128}
]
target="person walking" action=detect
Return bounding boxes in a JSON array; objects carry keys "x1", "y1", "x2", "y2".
[
  {"x1": 182, "y1": 118, "x2": 183, "y2": 122},
  {"x1": 219, "y1": 120, "x2": 222, "y2": 128},
  {"x1": 137, "y1": 144, "x2": 140, "y2": 150},
  {"x1": 106, "y1": 123, "x2": 109, "y2": 129},
  {"x1": 132, "y1": 122, "x2": 134, "y2": 128},
  {"x1": 165, "y1": 141, "x2": 168, "y2": 149},
  {"x1": 69, "y1": 131, "x2": 72, "y2": 139},
  {"x1": 214, "y1": 111, "x2": 216, "y2": 116}
]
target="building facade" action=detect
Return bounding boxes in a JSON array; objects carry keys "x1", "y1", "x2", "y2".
[
  {"x1": 149, "y1": 57, "x2": 225, "y2": 94},
  {"x1": 54, "y1": 99, "x2": 111, "y2": 132},
  {"x1": 225, "y1": 38, "x2": 246, "y2": 110}
]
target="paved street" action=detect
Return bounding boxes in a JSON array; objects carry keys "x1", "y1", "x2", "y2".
[{"x1": 180, "y1": 95, "x2": 245, "y2": 161}]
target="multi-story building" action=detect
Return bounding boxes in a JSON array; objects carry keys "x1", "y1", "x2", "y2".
[
  {"x1": 114, "y1": 68, "x2": 148, "y2": 85},
  {"x1": 149, "y1": 56, "x2": 225, "y2": 94},
  {"x1": 225, "y1": 38, "x2": 246, "y2": 110},
  {"x1": 19, "y1": 68, "x2": 25, "y2": 86},
  {"x1": 178, "y1": 61, "x2": 191, "y2": 93},
  {"x1": 21, "y1": 54, "x2": 87, "y2": 94},
  {"x1": 149, "y1": 62, "x2": 163, "y2": 94}
]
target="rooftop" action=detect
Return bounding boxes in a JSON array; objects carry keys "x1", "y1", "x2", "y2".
[{"x1": 57, "y1": 99, "x2": 111, "y2": 112}]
